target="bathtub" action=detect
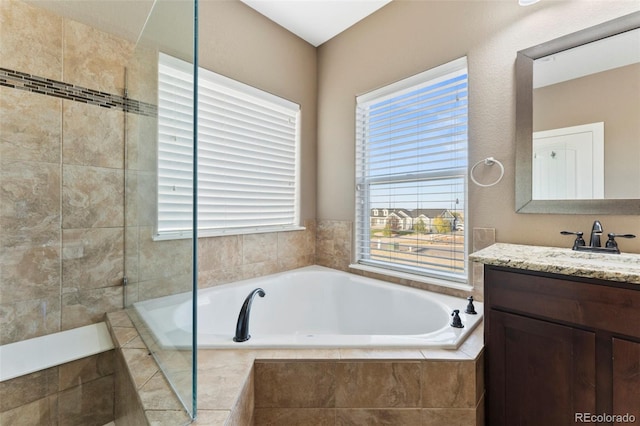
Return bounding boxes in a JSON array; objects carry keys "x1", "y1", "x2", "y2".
[{"x1": 133, "y1": 265, "x2": 483, "y2": 349}]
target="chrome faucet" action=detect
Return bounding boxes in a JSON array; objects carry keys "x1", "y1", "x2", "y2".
[
  {"x1": 233, "y1": 288, "x2": 265, "y2": 342},
  {"x1": 561, "y1": 220, "x2": 636, "y2": 254}
]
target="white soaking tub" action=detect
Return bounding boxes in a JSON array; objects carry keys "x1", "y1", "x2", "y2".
[{"x1": 133, "y1": 265, "x2": 483, "y2": 349}]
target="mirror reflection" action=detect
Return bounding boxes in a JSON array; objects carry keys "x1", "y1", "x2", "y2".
[{"x1": 532, "y1": 28, "x2": 640, "y2": 200}]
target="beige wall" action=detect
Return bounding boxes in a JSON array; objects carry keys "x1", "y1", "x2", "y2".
[
  {"x1": 534, "y1": 63, "x2": 640, "y2": 199},
  {"x1": 317, "y1": 0, "x2": 640, "y2": 254},
  {"x1": 198, "y1": 0, "x2": 317, "y2": 221}
]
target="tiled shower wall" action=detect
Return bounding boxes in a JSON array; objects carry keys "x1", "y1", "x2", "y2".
[{"x1": 0, "y1": 0, "x2": 134, "y2": 345}]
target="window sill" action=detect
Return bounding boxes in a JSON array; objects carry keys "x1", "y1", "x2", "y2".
[
  {"x1": 348, "y1": 263, "x2": 473, "y2": 292},
  {"x1": 153, "y1": 225, "x2": 306, "y2": 241}
]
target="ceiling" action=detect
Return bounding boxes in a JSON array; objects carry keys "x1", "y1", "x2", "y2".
[
  {"x1": 26, "y1": 0, "x2": 392, "y2": 47},
  {"x1": 240, "y1": 0, "x2": 391, "y2": 46}
]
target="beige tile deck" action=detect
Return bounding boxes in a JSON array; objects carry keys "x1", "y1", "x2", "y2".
[{"x1": 106, "y1": 311, "x2": 484, "y2": 425}]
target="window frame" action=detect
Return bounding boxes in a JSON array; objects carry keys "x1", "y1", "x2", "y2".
[{"x1": 351, "y1": 57, "x2": 470, "y2": 289}]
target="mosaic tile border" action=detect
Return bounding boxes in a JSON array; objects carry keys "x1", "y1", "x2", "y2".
[{"x1": 0, "y1": 67, "x2": 157, "y2": 117}]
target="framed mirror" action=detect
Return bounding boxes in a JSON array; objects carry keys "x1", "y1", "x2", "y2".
[{"x1": 515, "y1": 11, "x2": 640, "y2": 214}]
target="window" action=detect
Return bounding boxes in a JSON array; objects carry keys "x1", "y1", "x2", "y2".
[
  {"x1": 157, "y1": 53, "x2": 301, "y2": 238},
  {"x1": 354, "y1": 57, "x2": 468, "y2": 285}
]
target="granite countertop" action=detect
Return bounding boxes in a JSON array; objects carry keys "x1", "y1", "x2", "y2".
[{"x1": 470, "y1": 243, "x2": 640, "y2": 285}]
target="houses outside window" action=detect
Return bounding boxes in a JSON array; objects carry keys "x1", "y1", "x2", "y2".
[{"x1": 354, "y1": 57, "x2": 468, "y2": 286}]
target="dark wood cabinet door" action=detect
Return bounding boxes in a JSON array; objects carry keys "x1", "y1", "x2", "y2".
[
  {"x1": 612, "y1": 337, "x2": 640, "y2": 422},
  {"x1": 489, "y1": 310, "x2": 597, "y2": 426}
]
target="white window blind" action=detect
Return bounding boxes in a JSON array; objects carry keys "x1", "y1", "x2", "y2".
[
  {"x1": 158, "y1": 54, "x2": 195, "y2": 237},
  {"x1": 355, "y1": 57, "x2": 468, "y2": 284},
  {"x1": 157, "y1": 53, "x2": 301, "y2": 238}
]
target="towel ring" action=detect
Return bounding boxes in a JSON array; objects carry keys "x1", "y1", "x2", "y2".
[{"x1": 470, "y1": 157, "x2": 504, "y2": 187}]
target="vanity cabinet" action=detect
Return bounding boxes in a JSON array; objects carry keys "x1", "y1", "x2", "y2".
[{"x1": 484, "y1": 266, "x2": 640, "y2": 426}]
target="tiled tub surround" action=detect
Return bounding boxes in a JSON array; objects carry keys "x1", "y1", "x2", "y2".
[
  {"x1": 108, "y1": 311, "x2": 485, "y2": 425},
  {"x1": 315, "y1": 220, "x2": 353, "y2": 272},
  {"x1": 122, "y1": 220, "x2": 318, "y2": 306},
  {"x1": 316, "y1": 220, "x2": 494, "y2": 302},
  {"x1": 201, "y1": 221, "x2": 317, "y2": 293},
  {"x1": 470, "y1": 242, "x2": 640, "y2": 285}
]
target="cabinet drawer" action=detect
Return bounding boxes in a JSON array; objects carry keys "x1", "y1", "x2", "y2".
[{"x1": 485, "y1": 266, "x2": 640, "y2": 338}]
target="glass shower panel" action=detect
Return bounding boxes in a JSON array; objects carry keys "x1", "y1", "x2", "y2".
[{"x1": 124, "y1": 0, "x2": 197, "y2": 419}]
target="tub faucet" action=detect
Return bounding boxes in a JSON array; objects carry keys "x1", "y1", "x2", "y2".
[{"x1": 233, "y1": 288, "x2": 265, "y2": 343}]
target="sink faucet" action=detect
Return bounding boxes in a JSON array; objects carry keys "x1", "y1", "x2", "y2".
[
  {"x1": 589, "y1": 220, "x2": 603, "y2": 248},
  {"x1": 233, "y1": 288, "x2": 265, "y2": 342},
  {"x1": 561, "y1": 220, "x2": 636, "y2": 254}
]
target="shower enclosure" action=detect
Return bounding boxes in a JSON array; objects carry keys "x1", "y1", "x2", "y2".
[{"x1": 124, "y1": 0, "x2": 198, "y2": 418}]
